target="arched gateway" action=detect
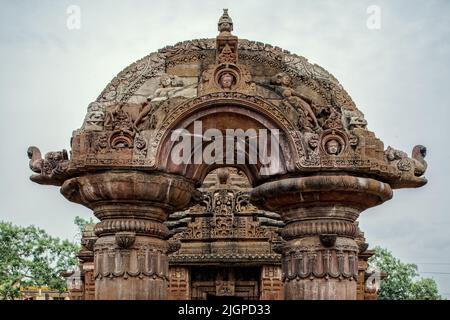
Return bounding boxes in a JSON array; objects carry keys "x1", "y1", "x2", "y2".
[{"x1": 28, "y1": 10, "x2": 427, "y2": 300}]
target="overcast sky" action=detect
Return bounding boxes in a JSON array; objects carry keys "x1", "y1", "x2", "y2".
[{"x1": 0, "y1": 0, "x2": 449, "y2": 298}]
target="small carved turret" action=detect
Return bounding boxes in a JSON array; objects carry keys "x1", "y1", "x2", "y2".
[
  {"x1": 216, "y1": 9, "x2": 238, "y2": 64},
  {"x1": 218, "y1": 9, "x2": 233, "y2": 33}
]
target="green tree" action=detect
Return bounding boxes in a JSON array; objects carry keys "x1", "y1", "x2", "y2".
[
  {"x1": 73, "y1": 215, "x2": 95, "y2": 243},
  {"x1": 0, "y1": 221, "x2": 79, "y2": 300},
  {"x1": 410, "y1": 278, "x2": 442, "y2": 300},
  {"x1": 369, "y1": 247, "x2": 442, "y2": 300}
]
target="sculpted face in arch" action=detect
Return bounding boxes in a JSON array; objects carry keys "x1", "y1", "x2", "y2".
[
  {"x1": 280, "y1": 73, "x2": 293, "y2": 87},
  {"x1": 219, "y1": 72, "x2": 234, "y2": 90},
  {"x1": 160, "y1": 74, "x2": 172, "y2": 87},
  {"x1": 326, "y1": 139, "x2": 341, "y2": 155}
]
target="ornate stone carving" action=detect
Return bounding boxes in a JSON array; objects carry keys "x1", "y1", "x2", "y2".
[
  {"x1": 115, "y1": 232, "x2": 136, "y2": 249},
  {"x1": 216, "y1": 281, "x2": 235, "y2": 296},
  {"x1": 29, "y1": 10, "x2": 429, "y2": 301},
  {"x1": 271, "y1": 72, "x2": 320, "y2": 132},
  {"x1": 199, "y1": 63, "x2": 255, "y2": 95},
  {"x1": 341, "y1": 107, "x2": 367, "y2": 131},
  {"x1": 385, "y1": 144, "x2": 428, "y2": 179},
  {"x1": 319, "y1": 234, "x2": 338, "y2": 247},
  {"x1": 282, "y1": 247, "x2": 358, "y2": 281},
  {"x1": 94, "y1": 133, "x2": 109, "y2": 152},
  {"x1": 94, "y1": 243, "x2": 168, "y2": 280},
  {"x1": 134, "y1": 134, "x2": 148, "y2": 156},
  {"x1": 260, "y1": 266, "x2": 283, "y2": 300},
  {"x1": 180, "y1": 187, "x2": 271, "y2": 241},
  {"x1": 218, "y1": 9, "x2": 233, "y2": 33},
  {"x1": 78, "y1": 223, "x2": 98, "y2": 264},
  {"x1": 167, "y1": 240, "x2": 181, "y2": 254},
  {"x1": 27, "y1": 146, "x2": 70, "y2": 185},
  {"x1": 167, "y1": 267, "x2": 189, "y2": 300},
  {"x1": 198, "y1": 10, "x2": 255, "y2": 96},
  {"x1": 251, "y1": 175, "x2": 392, "y2": 299},
  {"x1": 281, "y1": 220, "x2": 357, "y2": 240},
  {"x1": 412, "y1": 145, "x2": 427, "y2": 176},
  {"x1": 83, "y1": 102, "x2": 106, "y2": 131},
  {"x1": 167, "y1": 168, "x2": 281, "y2": 272},
  {"x1": 97, "y1": 52, "x2": 166, "y2": 103},
  {"x1": 147, "y1": 73, "x2": 196, "y2": 102}
]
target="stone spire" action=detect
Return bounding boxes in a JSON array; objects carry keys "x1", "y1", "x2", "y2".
[
  {"x1": 218, "y1": 8, "x2": 233, "y2": 33},
  {"x1": 216, "y1": 9, "x2": 238, "y2": 65}
]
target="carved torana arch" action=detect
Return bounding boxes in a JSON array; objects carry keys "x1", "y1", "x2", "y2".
[{"x1": 27, "y1": 9, "x2": 428, "y2": 300}]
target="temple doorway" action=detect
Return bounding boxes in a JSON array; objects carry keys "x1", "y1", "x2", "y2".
[{"x1": 190, "y1": 266, "x2": 260, "y2": 300}]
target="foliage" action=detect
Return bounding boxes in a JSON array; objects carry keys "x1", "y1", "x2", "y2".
[
  {"x1": 369, "y1": 247, "x2": 442, "y2": 300},
  {"x1": 410, "y1": 278, "x2": 442, "y2": 300},
  {"x1": 73, "y1": 215, "x2": 95, "y2": 243},
  {"x1": 0, "y1": 221, "x2": 79, "y2": 300}
]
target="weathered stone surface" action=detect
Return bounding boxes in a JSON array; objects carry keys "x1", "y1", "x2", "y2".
[
  {"x1": 29, "y1": 9, "x2": 427, "y2": 300},
  {"x1": 60, "y1": 171, "x2": 195, "y2": 300},
  {"x1": 250, "y1": 175, "x2": 392, "y2": 300}
]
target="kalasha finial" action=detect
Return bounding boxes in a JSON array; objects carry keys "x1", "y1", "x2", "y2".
[{"x1": 218, "y1": 8, "x2": 233, "y2": 33}]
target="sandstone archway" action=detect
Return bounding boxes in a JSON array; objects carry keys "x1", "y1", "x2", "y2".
[
  {"x1": 27, "y1": 10, "x2": 428, "y2": 300},
  {"x1": 155, "y1": 96, "x2": 300, "y2": 185}
]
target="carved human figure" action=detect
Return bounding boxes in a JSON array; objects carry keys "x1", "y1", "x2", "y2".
[
  {"x1": 272, "y1": 73, "x2": 319, "y2": 131},
  {"x1": 302, "y1": 132, "x2": 320, "y2": 164},
  {"x1": 133, "y1": 102, "x2": 157, "y2": 132},
  {"x1": 104, "y1": 104, "x2": 133, "y2": 132},
  {"x1": 219, "y1": 72, "x2": 234, "y2": 90},
  {"x1": 341, "y1": 107, "x2": 367, "y2": 131},
  {"x1": 147, "y1": 74, "x2": 183, "y2": 102},
  {"x1": 94, "y1": 134, "x2": 109, "y2": 152},
  {"x1": 385, "y1": 146, "x2": 407, "y2": 161},
  {"x1": 213, "y1": 190, "x2": 234, "y2": 216},
  {"x1": 306, "y1": 133, "x2": 319, "y2": 151},
  {"x1": 325, "y1": 139, "x2": 341, "y2": 155}
]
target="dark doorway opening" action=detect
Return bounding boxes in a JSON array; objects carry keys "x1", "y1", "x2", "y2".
[{"x1": 190, "y1": 266, "x2": 260, "y2": 300}]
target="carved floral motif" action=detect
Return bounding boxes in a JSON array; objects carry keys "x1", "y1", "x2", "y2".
[{"x1": 282, "y1": 248, "x2": 359, "y2": 281}]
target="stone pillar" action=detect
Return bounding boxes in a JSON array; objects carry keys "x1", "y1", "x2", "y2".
[
  {"x1": 168, "y1": 267, "x2": 190, "y2": 300},
  {"x1": 260, "y1": 265, "x2": 284, "y2": 300},
  {"x1": 77, "y1": 224, "x2": 97, "y2": 300},
  {"x1": 251, "y1": 175, "x2": 392, "y2": 300},
  {"x1": 61, "y1": 171, "x2": 194, "y2": 300}
]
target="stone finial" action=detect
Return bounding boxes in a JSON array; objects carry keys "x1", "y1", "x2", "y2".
[{"x1": 218, "y1": 9, "x2": 233, "y2": 33}]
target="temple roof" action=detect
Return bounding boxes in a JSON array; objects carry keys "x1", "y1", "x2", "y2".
[{"x1": 28, "y1": 9, "x2": 428, "y2": 190}]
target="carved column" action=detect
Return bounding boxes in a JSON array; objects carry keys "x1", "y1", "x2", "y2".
[
  {"x1": 260, "y1": 266, "x2": 284, "y2": 300},
  {"x1": 61, "y1": 171, "x2": 194, "y2": 300},
  {"x1": 251, "y1": 175, "x2": 392, "y2": 300},
  {"x1": 167, "y1": 267, "x2": 190, "y2": 300},
  {"x1": 77, "y1": 224, "x2": 97, "y2": 300}
]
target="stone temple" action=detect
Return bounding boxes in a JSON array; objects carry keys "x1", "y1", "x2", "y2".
[{"x1": 28, "y1": 10, "x2": 427, "y2": 300}]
